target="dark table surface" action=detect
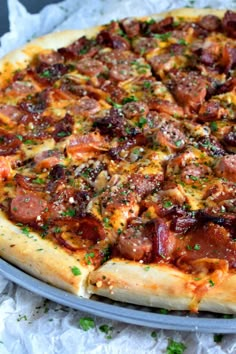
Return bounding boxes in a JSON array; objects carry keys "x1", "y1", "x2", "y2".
[{"x1": 0, "y1": 0, "x2": 61, "y2": 37}]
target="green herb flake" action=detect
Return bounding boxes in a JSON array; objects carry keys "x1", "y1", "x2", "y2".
[
  {"x1": 122, "y1": 95, "x2": 138, "y2": 104},
  {"x1": 210, "y1": 121, "x2": 218, "y2": 132},
  {"x1": 99, "y1": 324, "x2": 113, "y2": 339},
  {"x1": 209, "y1": 279, "x2": 215, "y2": 287},
  {"x1": 175, "y1": 140, "x2": 183, "y2": 147},
  {"x1": 71, "y1": 266, "x2": 81, "y2": 276},
  {"x1": 23, "y1": 139, "x2": 36, "y2": 145},
  {"x1": 16, "y1": 134, "x2": 23, "y2": 141},
  {"x1": 61, "y1": 208, "x2": 76, "y2": 217},
  {"x1": 154, "y1": 32, "x2": 172, "y2": 41},
  {"x1": 32, "y1": 177, "x2": 44, "y2": 185},
  {"x1": 137, "y1": 116, "x2": 147, "y2": 128},
  {"x1": 151, "y1": 331, "x2": 157, "y2": 339},
  {"x1": 84, "y1": 252, "x2": 95, "y2": 265},
  {"x1": 193, "y1": 244, "x2": 201, "y2": 251},
  {"x1": 167, "y1": 339, "x2": 186, "y2": 354},
  {"x1": 143, "y1": 81, "x2": 152, "y2": 89},
  {"x1": 79, "y1": 317, "x2": 95, "y2": 331},
  {"x1": 144, "y1": 266, "x2": 150, "y2": 271},
  {"x1": 40, "y1": 70, "x2": 51, "y2": 78},
  {"x1": 178, "y1": 38, "x2": 187, "y2": 46},
  {"x1": 160, "y1": 308, "x2": 169, "y2": 315},
  {"x1": 57, "y1": 131, "x2": 70, "y2": 138},
  {"x1": 163, "y1": 200, "x2": 173, "y2": 208},
  {"x1": 214, "y1": 334, "x2": 223, "y2": 343},
  {"x1": 21, "y1": 226, "x2": 30, "y2": 236}
]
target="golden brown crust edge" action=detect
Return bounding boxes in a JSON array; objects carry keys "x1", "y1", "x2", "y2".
[
  {"x1": 0, "y1": 211, "x2": 93, "y2": 296},
  {"x1": 88, "y1": 259, "x2": 236, "y2": 314}
]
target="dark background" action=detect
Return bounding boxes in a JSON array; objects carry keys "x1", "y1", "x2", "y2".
[{"x1": 0, "y1": 0, "x2": 62, "y2": 37}]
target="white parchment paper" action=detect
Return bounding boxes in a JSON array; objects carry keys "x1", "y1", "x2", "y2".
[{"x1": 0, "y1": 0, "x2": 236, "y2": 353}]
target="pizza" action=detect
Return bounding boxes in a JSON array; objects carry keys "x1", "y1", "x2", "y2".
[{"x1": 0, "y1": 7, "x2": 235, "y2": 314}]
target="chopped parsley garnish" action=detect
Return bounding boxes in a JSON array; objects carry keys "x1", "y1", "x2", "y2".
[
  {"x1": 16, "y1": 134, "x2": 23, "y2": 141},
  {"x1": 178, "y1": 38, "x2": 188, "y2": 46},
  {"x1": 23, "y1": 139, "x2": 36, "y2": 145},
  {"x1": 193, "y1": 244, "x2": 200, "y2": 251},
  {"x1": 160, "y1": 308, "x2": 169, "y2": 315},
  {"x1": 143, "y1": 81, "x2": 152, "y2": 89},
  {"x1": 175, "y1": 140, "x2": 183, "y2": 147},
  {"x1": 209, "y1": 279, "x2": 215, "y2": 287},
  {"x1": 167, "y1": 339, "x2": 186, "y2": 354},
  {"x1": 99, "y1": 324, "x2": 113, "y2": 339},
  {"x1": 214, "y1": 334, "x2": 223, "y2": 343},
  {"x1": 106, "y1": 97, "x2": 123, "y2": 108},
  {"x1": 136, "y1": 116, "x2": 147, "y2": 128},
  {"x1": 151, "y1": 331, "x2": 157, "y2": 339},
  {"x1": 103, "y1": 217, "x2": 110, "y2": 228},
  {"x1": 84, "y1": 252, "x2": 95, "y2": 265},
  {"x1": 21, "y1": 226, "x2": 30, "y2": 236},
  {"x1": 61, "y1": 208, "x2": 76, "y2": 217},
  {"x1": 144, "y1": 266, "x2": 150, "y2": 271},
  {"x1": 122, "y1": 95, "x2": 138, "y2": 104},
  {"x1": 57, "y1": 131, "x2": 71, "y2": 137},
  {"x1": 71, "y1": 266, "x2": 81, "y2": 276},
  {"x1": 40, "y1": 70, "x2": 51, "y2": 78},
  {"x1": 154, "y1": 32, "x2": 172, "y2": 41},
  {"x1": 32, "y1": 177, "x2": 44, "y2": 184},
  {"x1": 163, "y1": 200, "x2": 173, "y2": 208},
  {"x1": 79, "y1": 317, "x2": 95, "y2": 331},
  {"x1": 210, "y1": 121, "x2": 218, "y2": 132}
]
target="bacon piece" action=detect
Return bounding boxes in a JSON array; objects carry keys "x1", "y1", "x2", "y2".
[
  {"x1": 170, "y1": 71, "x2": 207, "y2": 113},
  {"x1": 94, "y1": 107, "x2": 137, "y2": 138},
  {"x1": 10, "y1": 192, "x2": 47, "y2": 224},
  {"x1": 34, "y1": 63, "x2": 68, "y2": 83},
  {"x1": 0, "y1": 156, "x2": 12, "y2": 181},
  {"x1": 76, "y1": 58, "x2": 105, "y2": 76},
  {"x1": 66, "y1": 131, "x2": 108, "y2": 160},
  {"x1": 37, "y1": 50, "x2": 64, "y2": 65},
  {"x1": 151, "y1": 218, "x2": 174, "y2": 261},
  {"x1": 48, "y1": 164, "x2": 65, "y2": 181},
  {"x1": 122, "y1": 101, "x2": 149, "y2": 119},
  {"x1": 217, "y1": 77, "x2": 236, "y2": 94},
  {"x1": 58, "y1": 36, "x2": 97, "y2": 59},
  {"x1": 215, "y1": 155, "x2": 236, "y2": 182},
  {"x1": 120, "y1": 18, "x2": 140, "y2": 38},
  {"x1": 20, "y1": 89, "x2": 49, "y2": 114},
  {"x1": 170, "y1": 209, "x2": 196, "y2": 234},
  {"x1": 221, "y1": 44, "x2": 236, "y2": 73},
  {"x1": 53, "y1": 113, "x2": 74, "y2": 142},
  {"x1": 15, "y1": 174, "x2": 44, "y2": 192},
  {"x1": 96, "y1": 31, "x2": 130, "y2": 50},
  {"x1": 0, "y1": 105, "x2": 23, "y2": 125},
  {"x1": 199, "y1": 15, "x2": 221, "y2": 31},
  {"x1": 204, "y1": 181, "x2": 236, "y2": 203},
  {"x1": 34, "y1": 150, "x2": 62, "y2": 172},
  {"x1": 222, "y1": 10, "x2": 236, "y2": 38},
  {"x1": 109, "y1": 133, "x2": 147, "y2": 160},
  {"x1": 67, "y1": 97, "x2": 100, "y2": 116},
  {"x1": 176, "y1": 223, "x2": 236, "y2": 268},
  {"x1": 148, "y1": 16, "x2": 173, "y2": 33},
  {"x1": 0, "y1": 128, "x2": 22, "y2": 156}
]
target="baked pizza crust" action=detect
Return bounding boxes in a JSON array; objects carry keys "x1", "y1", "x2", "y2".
[
  {"x1": 0, "y1": 211, "x2": 93, "y2": 297},
  {"x1": 88, "y1": 259, "x2": 236, "y2": 314},
  {"x1": 0, "y1": 8, "x2": 235, "y2": 313}
]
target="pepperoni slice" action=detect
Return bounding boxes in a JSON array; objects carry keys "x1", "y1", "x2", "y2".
[
  {"x1": 120, "y1": 18, "x2": 140, "y2": 38},
  {"x1": 66, "y1": 132, "x2": 108, "y2": 159},
  {"x1": 0, "y1": 128, "x2": 22, "y2": 156},
  {"x1": 5, "y1": 81, "x2": 38, "y2": 96},
  {"x1": 215, "y1": 155, "x2": 236, "y2": 182},
  {"x1": 199, "y1": 15, "x2": 221, "y2": 31},
  {"x1": 122, "y1": 101, "x2": 149, "y2": 119},
  {"x1": 67, "y1": 97, "x2": 100, "y2": 116},
  {"x1": 37, "y1": 50, "x2": 64, "y2": 65},
  {"x1": 110, "y1": 63, "x2": 132, "y2": 81},
  {"x1": 11, "y1": 193, "x2": 47, "y2": 223},
  {"x1": 170, "y1": 71, "x2": 207, "y2": 112},
  {"x1": 76, "y1": 58, "x2": 105, "y2": 76},
  {"x1": 34, "y1": 150, "x2": 62, "y2": 172},
  {"x1": 181, "y1": 164, "x2": 211, "y2": 185}
]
